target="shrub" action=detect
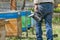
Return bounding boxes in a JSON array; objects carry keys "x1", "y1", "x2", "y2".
[{"x1": 54, "y1": 7, "x2": 60, "y2": 13}]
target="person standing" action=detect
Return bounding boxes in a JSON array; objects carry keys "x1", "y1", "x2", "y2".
[{"x1": 34, "y1": 0, "x2": 54, "y2": 40}]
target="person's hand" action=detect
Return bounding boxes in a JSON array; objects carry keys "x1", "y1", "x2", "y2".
[{"x1": 34, "y1": 5, "x2": 38, "y2": 12}]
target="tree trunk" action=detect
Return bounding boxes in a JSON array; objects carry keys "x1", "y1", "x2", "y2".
[{"x1": 10, "y1": 0, "x2": 17, "y2": 10}]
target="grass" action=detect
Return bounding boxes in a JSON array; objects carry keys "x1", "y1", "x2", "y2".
[
  {"x1": 53, "y1": 24, "x2": 60, "y2": 40},
  {"x1": 5, "y1": 23, "x2": 60, "y2": 40}
]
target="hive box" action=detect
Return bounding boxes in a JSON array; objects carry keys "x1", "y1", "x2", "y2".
[{"x1": 5, "y1": 19, "x2": 18, "y2": 36}]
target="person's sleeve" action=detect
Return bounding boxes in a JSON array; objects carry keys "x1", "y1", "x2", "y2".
[
  {"x1": 34, "y1": 0, "x2": 38, "y2": 4},
  {"x1": 52, "y1": 0, "x2": 54, "y2": 4}
]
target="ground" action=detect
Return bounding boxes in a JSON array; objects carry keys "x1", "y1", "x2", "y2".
[{"x1": 5, "y1": 23, "x2": 60, "y2": 40}]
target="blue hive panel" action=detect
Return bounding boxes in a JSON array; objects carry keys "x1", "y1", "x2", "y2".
[
  {"x1": 5, "y1": 12, "x2": 18, "y2": 19},
  {"x1": 0, "y1": 12, "x2": 18, "y2": 19}
]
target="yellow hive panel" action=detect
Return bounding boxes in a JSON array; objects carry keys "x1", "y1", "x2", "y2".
[{"x1": 5, "y1": 19, "x2": 18, "y2": 36}]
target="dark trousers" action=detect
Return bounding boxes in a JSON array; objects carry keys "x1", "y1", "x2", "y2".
[{"x1": 36, "y1": 3, "x2": 53, "y2": 40}]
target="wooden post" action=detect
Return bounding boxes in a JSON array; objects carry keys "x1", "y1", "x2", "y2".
[
  {"x1": 17, "y1": 17, "x2": 22, "y2": 39},
  {"x1": 0, "y1": 19, "x2": 6, "y2": 40},
  {"x1": 10, "y1": 0, "x2": 17, "y2": 10}
]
